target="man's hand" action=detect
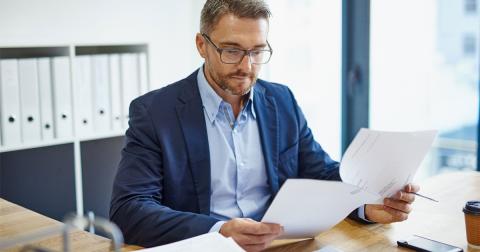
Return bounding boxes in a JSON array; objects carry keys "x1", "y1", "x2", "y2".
[
  {"x1": 219, "y1": 218, "x2": 284, "y2": 252},
  {"x1": 365, "y1": 184, "x2": 420, "y2": 224}
]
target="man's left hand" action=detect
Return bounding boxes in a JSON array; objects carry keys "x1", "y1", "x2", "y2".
[{"x1": 365, "y1": 184, "x2": 420, "y2": 224}]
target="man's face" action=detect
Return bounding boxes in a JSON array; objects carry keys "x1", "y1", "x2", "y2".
[{"x1": 197, "y1": 14, "x2": 269, "y2": 96}]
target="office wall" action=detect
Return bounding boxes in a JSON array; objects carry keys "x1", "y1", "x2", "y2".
[
  {"x1": 0, "y1": 0, "x2": 343, "y2": 159},
  {"x1": 0, "y1": 0, "x2": 205, "y2": 88},
  {"x1": 0, "y1": 0, "x2": 208, "y2": 220}
]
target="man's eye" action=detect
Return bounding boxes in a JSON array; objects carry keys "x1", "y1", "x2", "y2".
[{"x1": 224, "y1": 49, "x2": 242, "y2": 56}]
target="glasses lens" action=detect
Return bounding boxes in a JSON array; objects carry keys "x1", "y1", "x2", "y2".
[
  {"x1": 221, "y1": 49, "x2": 272, "y2": 64},
  {"x1": 250, "y1": 50, "x2": 271, "y2": 64},
  {"x1": 221, "y1": 49, "x2": 244, "y2": 63}
]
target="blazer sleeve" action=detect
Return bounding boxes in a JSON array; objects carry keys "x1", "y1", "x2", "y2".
[
  {"x1": 286, "y1": 88, "x2": 341, "y2": 181},
  {"x1": 286, "y1": 88, "x2": 374, "y2": 224},
  {"x1": 109, "y1": 98, "x2": 219, "y2": 247}
]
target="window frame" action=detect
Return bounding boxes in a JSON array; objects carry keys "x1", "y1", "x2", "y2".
[{"x1": 342, "y1": 0, "x2": 480, "y2": 171}]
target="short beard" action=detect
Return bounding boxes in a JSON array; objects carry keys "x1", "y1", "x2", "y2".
[{"x1": 212, "y1": 69, "x2": 257, "y2": 96}]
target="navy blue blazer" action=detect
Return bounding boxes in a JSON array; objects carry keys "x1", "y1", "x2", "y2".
[{"x1": 110, "y1": 70, "x2": 344, "y2": 247}]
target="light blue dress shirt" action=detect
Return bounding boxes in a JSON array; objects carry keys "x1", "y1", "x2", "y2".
[
  {"x1": 196, "y1": 68, "x2": 272, "y2": 232},
  {"x1": 197, "y1": 68, "x2": 370, "y2": 233}
]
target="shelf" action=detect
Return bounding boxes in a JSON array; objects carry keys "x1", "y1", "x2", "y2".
[
  {"x1": 0, "y1": 131, "x2": 125, "y2": 153},
  {"x1": 75, "y1": 44, "x2": 148, "y2": 55},
  {"x1": 0, "y1": 43, "x2": 147, "y2": 222},
  {"x1": 0, "y1": 46, "x2": 69, "y2": 59},
  {"x1": 77, "y1": 130, "x2": 125, "y2": 142},
  {"x1": 0, "y1": 138, "x2": 74, "y2": 153}
]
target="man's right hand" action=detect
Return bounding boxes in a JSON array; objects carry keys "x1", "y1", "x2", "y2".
[{"x1": 219, "y1": 218, "x2": 284, "y2": 252}]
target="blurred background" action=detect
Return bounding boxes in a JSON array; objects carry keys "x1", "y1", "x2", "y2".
[{"x1": 0, "y1": 0, "x2": 478, "y2": 222}]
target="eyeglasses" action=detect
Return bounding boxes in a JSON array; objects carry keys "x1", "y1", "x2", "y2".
[{"x1": 202, "y1": 33, "x2": 273, "y2": 65}]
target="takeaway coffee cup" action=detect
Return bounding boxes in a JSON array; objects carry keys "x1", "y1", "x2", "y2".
[{"x1": 464, "y1": 201, "x2": 480, "y2": 248}]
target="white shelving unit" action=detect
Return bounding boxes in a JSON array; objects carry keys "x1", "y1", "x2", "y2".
[{"x1": 0, "y1": 44, "x2": 150, "y2": 220}]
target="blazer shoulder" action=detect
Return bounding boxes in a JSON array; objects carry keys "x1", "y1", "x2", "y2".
[
  {"x1": 256, "y1": 79, "x2": 294, "y2": 99},
  {"x1": 131, "y1": 71, "x2": 198, "y2": 111}
]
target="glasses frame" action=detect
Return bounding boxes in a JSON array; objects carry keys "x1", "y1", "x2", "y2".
[{"x1": 201, "y1": 33, "x2": 273, "y2": 65}]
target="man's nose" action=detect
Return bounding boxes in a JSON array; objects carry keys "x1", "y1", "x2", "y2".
[{"x1": 237, "y1": 53, "x2": 252, "y2": 72}]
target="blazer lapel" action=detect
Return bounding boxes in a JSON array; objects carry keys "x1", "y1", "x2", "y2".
[
  {"x1": 254, "y1": 85, "x2": 280, "y2": 195},
  {"x1": 175, "y1": 73, "x2": 211, "y2": 215}
]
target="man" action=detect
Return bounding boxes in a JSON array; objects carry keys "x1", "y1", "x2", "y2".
[{"x1": 110, "y1": 0, "x2": 419, "y2": 251}]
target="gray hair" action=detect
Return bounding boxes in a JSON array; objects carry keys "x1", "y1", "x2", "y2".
[{"x1": 200, "y1": 0, "x2": 271, "y2": 34}]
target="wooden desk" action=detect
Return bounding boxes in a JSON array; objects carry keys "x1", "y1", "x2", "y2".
[
  {"x1": 0, "y1": 198, "x2": 140, "y2": 252},
  {"x1": 265, "y1": 171, "x2": 480, "y2": 252},
  {"x1": 2, "y1": 171, "x2": 479, "y2": 252}
]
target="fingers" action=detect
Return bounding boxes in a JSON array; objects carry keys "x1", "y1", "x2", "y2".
[
  {"x1": 405, "y1": 183, "x2": 420, "y2": 193},
  {"x1": 365, "y1": 203, "x2": 411, "y2": 224},
  {"x1": 232, "y1": 223, "x2": 283, "y2": 252},
  {"x1": 240, "y1": 221, "x2": 283, "y2": 235},
  {"x1": 242, "y1": 243, "x2": 269, "y2": 252},
  {"x1": 235, "y1": 232, "x2": 280, "y2": 246},
  {"x1": 368, "y1": 184, "x2": 419, "y2": 224},
  {"x1": 384, "y1": 198, "x2": 412, "y2": 214},
  {"x1": 221, "y1": 218, "x2": 284, "y2": 251},
  {"x1": 392, "y1": 190, "x2": 416, "y2": 203},
  {"x1": 382, "y1": 205, "x2": 409, "y2": 222}
]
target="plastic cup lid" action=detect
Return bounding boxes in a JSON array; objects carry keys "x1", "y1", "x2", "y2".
[{"x1": 464, "y1": 201, "x2": 480, "y2": 215}]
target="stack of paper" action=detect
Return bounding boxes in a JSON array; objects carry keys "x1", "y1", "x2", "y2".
[
  {"x1": 136, "y1": 232, "x2": 244, "y2": 252},
  {"x1": 262, "y1": 128, "x2": 437, "y2": 238}
]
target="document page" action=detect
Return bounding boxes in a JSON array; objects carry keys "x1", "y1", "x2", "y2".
[
  {"x1": 262, "y1": 129, "x2": 437, "y2": 238},
  {"x1": 340, "y1": 129, "x2": 437, "y2": 202},
  {"x1": 136, "y1": 232, "x2": 244, "y2": 252},
  {"x1": 262, "y1": 179, "x2": 379, "y2": 238}
]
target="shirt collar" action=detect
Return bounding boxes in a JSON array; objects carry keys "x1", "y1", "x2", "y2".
[{"x1": 196, "y1": 66, "x2": 256, "y2": 123}]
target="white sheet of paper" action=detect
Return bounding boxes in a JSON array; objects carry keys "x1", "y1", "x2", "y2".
[
  {"x1": 340, "y1": 129, "x2": 437, "y2": 203},
  {"x1": 262, "y1": 129, "x2": 437, "y2": 238},
  {"x1": 135, "y1": 232, "x2": 244, "y2": 252},
  {"x1": 262, "y1": 179, "x2": 379, "y2": 238}
]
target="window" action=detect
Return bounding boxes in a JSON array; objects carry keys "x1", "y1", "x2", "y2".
[
  {"x1": 465, "y1": 0, "x2": 477, "y2": 14},
  {"x1": 265, "y1": 0, "x2": 342, "y2": 160},
  {"x1": 370, "y1": 0, "x2": 479, "y2": 179},
  {"x1": 463, "y1": 34, "x2": 477, "y2": 56}
]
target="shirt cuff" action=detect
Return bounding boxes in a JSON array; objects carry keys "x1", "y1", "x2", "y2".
[
  {"x1": 358, "y1": 205, "x2": 375, "y2": 223},
  {"x1": 209, "y1": 221, "x2": 227, "y2": 233}
]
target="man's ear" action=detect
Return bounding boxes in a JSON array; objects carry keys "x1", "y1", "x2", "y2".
[{"x1": 195, "y1": 33, "x2": 207, "y2": 59}]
